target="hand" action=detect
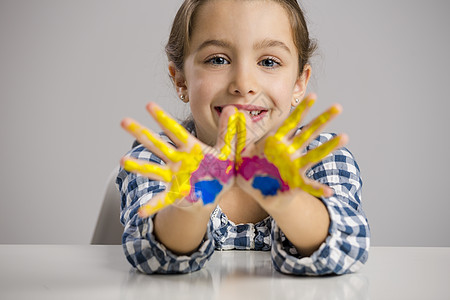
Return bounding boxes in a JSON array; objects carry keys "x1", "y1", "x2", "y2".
[
  {"x1": 121, "y1": 103, "x2": 239, "y2": 218},
  {"x1": 236, "y1": 94, "x2": 348, "y2": 202}
]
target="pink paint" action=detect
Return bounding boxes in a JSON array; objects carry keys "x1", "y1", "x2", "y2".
[
  {"x1": 186, "y1": 154, "x2": 235, "y2": 203},
  {"x1": 238, "y1": 156, "x2": 289, "y2": 192}
]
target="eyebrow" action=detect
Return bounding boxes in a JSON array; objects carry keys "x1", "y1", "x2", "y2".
[
  {"x1": 195, "y1": 38, "x2": 292, "y2": 54},
  {"x1": 254, "y1": 39, "x2": 292, "y2": 54},
  {"x1": 196, "y1": 39, "x2": 232, "y2": 52}
]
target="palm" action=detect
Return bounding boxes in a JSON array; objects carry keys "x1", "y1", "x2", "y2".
[
  {"x1": 236, "y1": 96, "x2": 347, "y2": 200},
  {"x1": 121, "y1": 103, "x2": 237, "y2": 217}
]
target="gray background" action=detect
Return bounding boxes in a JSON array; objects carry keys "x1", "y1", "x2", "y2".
[{"x1": 1, "y1": 0, "x2": 449, "y2": 246}]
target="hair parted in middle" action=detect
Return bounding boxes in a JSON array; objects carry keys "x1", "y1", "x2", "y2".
[{"x1": 165, "y1": 0, "x2": 317, "y2": 77}]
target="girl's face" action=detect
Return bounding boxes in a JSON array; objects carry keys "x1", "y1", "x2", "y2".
[{"x1": 174, "y1": 0, "x2": 310, "y2": 146}]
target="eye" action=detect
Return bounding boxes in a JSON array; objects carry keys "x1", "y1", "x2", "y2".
[
  {"x1": 259, "y1": 57, "x2": 281, "y2": 68},
  {"x1": 206, "y1": 56, "x2": 230, "y2": 65}
]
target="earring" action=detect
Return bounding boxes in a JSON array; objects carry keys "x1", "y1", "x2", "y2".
[
  {"x1": 180, "y1": 94, "x2": 185, "y2": 101},
  {"x1": 295, "y1": 98, "x2": 300, "y2": 104}
]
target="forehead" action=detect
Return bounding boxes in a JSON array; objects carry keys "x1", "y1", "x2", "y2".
[{"x1": 189, "y1": 0, "x2": 295, "y2": 52}]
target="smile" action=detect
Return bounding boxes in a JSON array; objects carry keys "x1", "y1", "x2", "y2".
[{"x1": 214, "y1": 104, "x2": 268, "y2": 122}]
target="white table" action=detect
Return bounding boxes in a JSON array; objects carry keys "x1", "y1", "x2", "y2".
[{"x1": 0, "y1": 245, "x2": 449, "y2": 300}]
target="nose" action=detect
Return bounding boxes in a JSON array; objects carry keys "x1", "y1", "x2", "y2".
[{"x1": 228, "y1": 63, "x2": 258, "y2": 97}]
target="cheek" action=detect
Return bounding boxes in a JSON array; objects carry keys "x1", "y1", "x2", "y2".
[
  {"x1": 187, "y1": 77, "x2": 218, "y2": 123},
  {"x1": 265, "y1": 80, "x2": 297, "y2": 127},
  {"x1": 268, "y1": 81, "x2": 295, "y2": 109},
  {"x1": 187, "y1": 70, "x2": 217, "y2": 101}
]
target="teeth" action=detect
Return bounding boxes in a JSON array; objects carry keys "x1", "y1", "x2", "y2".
[
  {"x1": 216, "y1": 106, "x2": 263, "y2": 116},
  {"x1": 249, "y1": 110, "x2": 261, "y2": 116}
]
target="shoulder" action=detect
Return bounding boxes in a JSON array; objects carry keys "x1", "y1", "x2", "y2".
[
  {"x1": 303, "y1": 131, "x2": 336, "y2": 150},
  {"x1": 305, "y1": 131, "x2": 360, "y2": 169},
  {"x1": 302, "y1": 131, "x2": 361, "y2": 184}
]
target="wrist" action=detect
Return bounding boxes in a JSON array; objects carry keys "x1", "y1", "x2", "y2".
[
  {"x1": 153, "y1": 201, "x2": 215, "y2": 255},
  {"x1": 264, "y1": 190, "x2": 330, "y2": 256},
  {"x1": 171, "y1": 198, "x2": 217, "y2": 217}
]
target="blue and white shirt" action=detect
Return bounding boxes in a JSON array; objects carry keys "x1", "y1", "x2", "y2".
[{"x1": 116, "y1": 132, "x2": 370, "y2": 275}]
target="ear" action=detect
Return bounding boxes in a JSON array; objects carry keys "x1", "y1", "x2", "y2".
[
  {"x1": 291, "y1": 64, "x2": 311, "y2": 107},
  {"x1": 168, "y1": 61, "x2": 189, "y2": 103}
]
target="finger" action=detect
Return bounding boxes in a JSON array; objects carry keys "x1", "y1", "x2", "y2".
[
  {"x1": 138, "y1": 177, "x2": 191, "y2": 217},
  {"x1": 121, "y1": 118, "x2": 179, "y2": 162},
  {"x1": 138, "y1": 192, "x2": 175, "y2": 218},
  {"x1": 295, "y1": 134, "x2": 348, "y2": 168},
  {"x1": 235, "y1": 111, "x2": 247, "y2": 161},
  {"x1": 215, "y1": 106, "x2": 238, "y2": 159},
  {"x1": 146, "y1": 102, "x2": 191, "y2": 146},
  {"x1": 297, "y1": 177, "x2": 335, "y2": 198},
  {"x1": 289, "y1": 104, "x2": 341, "y2": 153},
  {"x1": 120, "y1": 156, "x2": 173, "y2": 182},
  {"x1": 274, "y1": 94, "x2": 316, "y2": 141}
]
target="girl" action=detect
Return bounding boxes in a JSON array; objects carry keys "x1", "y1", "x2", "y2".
[{"x1": 116, "y1": 0, "x2": 370, "y2": 275}]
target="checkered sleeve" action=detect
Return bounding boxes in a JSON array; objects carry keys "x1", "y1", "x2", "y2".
[
  {"x1": 116, "y1": 143, "x2": 215, "y2": 274},
  {"x1": 271, "y1": 133, "x2": 370, "y2": 275}
]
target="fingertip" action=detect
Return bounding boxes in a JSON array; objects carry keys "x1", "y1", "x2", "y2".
[
  {"x1": 338, "y1": 133, "x2": 349, "y2": 146},
  {"x1": 317, "y1": 184, "x2": 334, "y2": 198},
  {"x1": 119, "y1": 156, "x2": 127, "y2": 167},
  {"x1": 306, "y1": 92, "x2": 317, "y2": 100},
  {"x1": 323, "y1": 187, "x2": 335, "y2": 198},
  {"x1": 145, "y1": 102, "x2": 153, "y2": 113},
  {"x1": 137, "y1": 207, "x2": 148, "y2": 219},
  {"x1": 218, "y1": 106, "x2": 241, "y2": 133},
  {"x1": 331, "y1": 103, "x2": 343, "y2": 114},
  {"x1": 221, "y1": 105, "x2": 238, "y2": 118},
  {"x1": 138, "y1": 204, "x2": 157, "y2": 219},
  {"x1": 146, "y1": 102, "x2": 159, "y2": 114},
  {"x1": 216, "y1": 106, "x2": 235, "y2": 143},
  {"x1": 121, "y1": 117, "x2": 132, "y2": 129}
]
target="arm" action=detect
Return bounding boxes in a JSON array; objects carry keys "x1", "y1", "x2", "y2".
[
  {"x1": 117, "y1": 144, "x2": 215, "y2": 274},
  {"x1": 262, "y1": 186, "x2": 330, "y2": 257},
  {"x1": 117, "y1": 103, "x2": 239, "y2": 273},
  {"x1": 153, "y1": 196, "x2": 216, "y2": 255},
  {"x1": 271, "y1": 137, "x2": 370, "y2": 275},
  {"x1": 236, "y1": 95, "x2": 370, "y2": 275}
]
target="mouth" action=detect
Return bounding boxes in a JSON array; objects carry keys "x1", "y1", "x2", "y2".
[{"x1": 214, "y1": 104, "x2": 268, "y2": 122}]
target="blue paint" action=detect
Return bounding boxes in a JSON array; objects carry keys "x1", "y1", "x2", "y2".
[
  {"x1": 252, "y1": 176, "x2": 280, "y2": 196},
  {"x1": 194, "y1": 179, "x2": 223, "y2": 204}
]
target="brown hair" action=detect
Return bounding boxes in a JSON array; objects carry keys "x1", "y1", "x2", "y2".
[{"x1": 165, "y1": 0, "x2": 317, "y2": 76}]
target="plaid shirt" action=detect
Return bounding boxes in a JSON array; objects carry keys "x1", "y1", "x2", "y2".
[{"x1": 116, "y1": 132, "x2": 370, "y2": 275}]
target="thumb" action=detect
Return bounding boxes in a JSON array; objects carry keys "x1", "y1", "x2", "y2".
[
  {"x1": 235, "y1": 110, "x2": 247, "y2": 164},
  {"x1": 215, "y1": 106, "x2": 239, "y2": 159}
]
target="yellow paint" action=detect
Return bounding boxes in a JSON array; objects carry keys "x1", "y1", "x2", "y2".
[
  {"x1": 288, "y1": 105, "x2": 340, "y2": 153},
  {"x1": 218, "y1": 110, "x2": 246, "y2": 162},
  {"x1": 139, "y1": 198, "x2": 169, "y2": 217},
  {"x1": 126, "y1": 122, "x2": 178, "y2": 161},
  {"x1": 225, "y1": 165, "x2": 233, "y2": 174},
  {"x1": 136, "y1": 110, "x2": 251, "y2": 216},
  {"x1": 219, "y1": 111, "x2": 238, "y2": 160},
  {"x1": 235, "y1": 112, "x2": 246, "y2": 166},
  {"x1": 123, "y1": 159, "x2": 173, "y2": 182},
  {"x1": 138, "y1": 143, "x2": 205, "y2": 216},
  {"x1": 264, "y1": 102, "x2": 341, "y2": 197},
  {"x1": 274, "y1": 97, "x2": 315, "y2": 140},
  {"x1": 154, "y1": 107, "x2": 189, "y2": 143},
  {"x1": 301, "y1": 135, "x2": 340, "y2": 165},
  {"x1": 123, "y1": 107, "x2": 210, "y2": 216}
]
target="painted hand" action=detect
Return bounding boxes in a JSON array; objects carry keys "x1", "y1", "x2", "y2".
[
  {"x1": 236, "y1": 94, "x2": 348, "y2": 199},
  {"x1": 121, "y1": 103, "x2": 240, "y2": 218}
]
